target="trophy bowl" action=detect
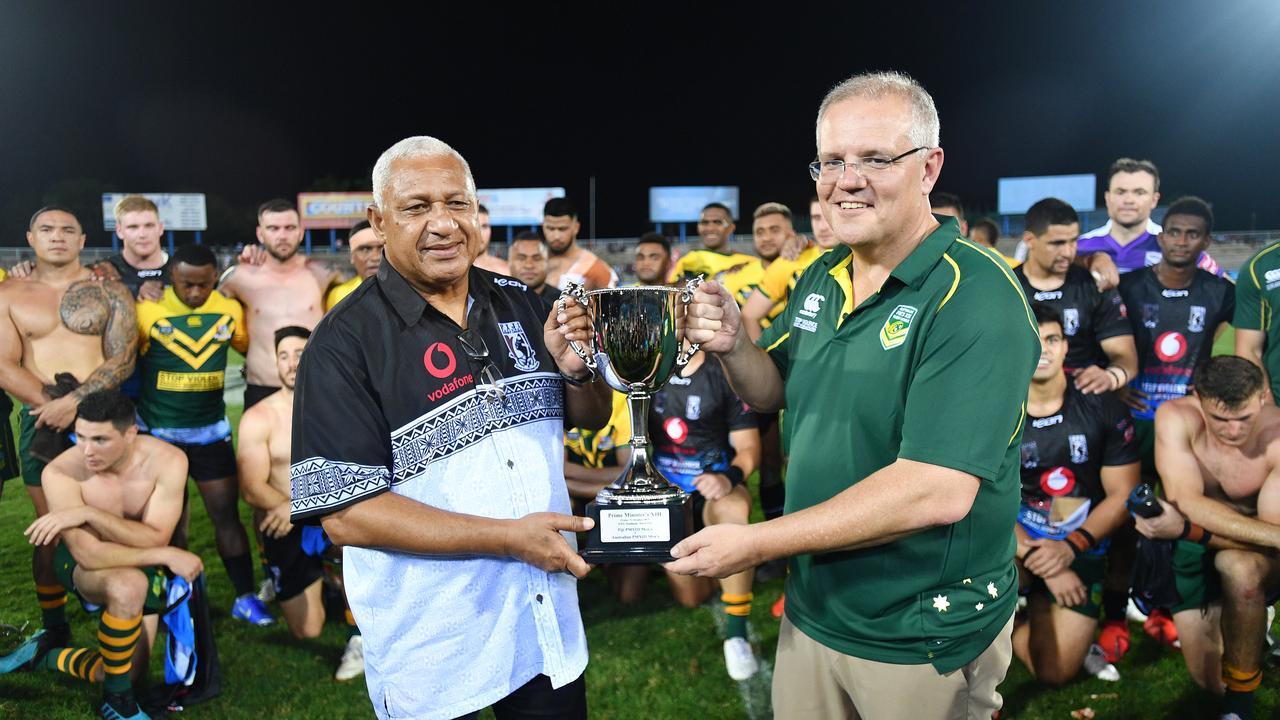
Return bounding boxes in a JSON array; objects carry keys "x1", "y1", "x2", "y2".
[{"x1": 564, "y1": 278, "x2": 701, "y2": 563}]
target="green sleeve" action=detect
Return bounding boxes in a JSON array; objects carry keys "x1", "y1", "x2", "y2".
[
  {"x1": 897, "y1": 292, "x2": 1039, "y2": 479},
  {"x1": 1234, "y1": 259, "x2": 1264, "y2": 331}
]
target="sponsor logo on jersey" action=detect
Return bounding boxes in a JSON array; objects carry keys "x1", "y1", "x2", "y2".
[
  {"x1": 1188, "y1": 305, "x2": 1206, "y2": 333},
  {"x1": 1033, "y1": 290, "x2": 1063, "y2": 301},
  {"x1": 792, "y1": 316, "x2": 818, "y2": 333},
  {"x1": 663, "y1": 416, "x2": 689, "y2": 444},
  {"x1": 799, "y1": 293, "x2": 825, "y2": 318},
  {"x1": 426, "y1": 373, "x2": 475, "y2": 402},
  {"x1": 493, "y1": 277, "x2": 528, "y2": 291},
  {"x1": 686, "y1": 395, "x2": 702, "y2": 420},
  {"x1": 1069, "y1": 434, "x2": 1089, "y2": 464},
  {"x1": 1162, "y1": 288, "x2": 1190, "y2": 298},
  {"x1": 1155, "y1": 331, "x2": 1188, "y2": 363},
  {"x1": 499, "y1": 321, "x2": 540, "y2": 372},
  {"x1": 1062, "y1": 308, "x2": 1080, "y2": 336},
  {"x1": 879, "y1": 304, "x2": 917, "y2": 350},
  {"x1": 214, "y1": 323, "x2": 232, "y2": 341},
  {"x1": 1031, "y1": 414, "x2": 1063, "y2": 429},
  {"x1": 1142, "y1": 303, "x2": 1160, "y2": 329},
  {"x1": 423, "y1": 342, "x2": 457, "y2": 379},
  {"x1": 1020, "y1": 441, "x2": 1040, "y2": 468},
  {"x1": 1040, "y1": 466, "x2": 1076, "y2": 496},
  {"x1": 598, "y1": 434, "x2": 615, "y2": 451}
]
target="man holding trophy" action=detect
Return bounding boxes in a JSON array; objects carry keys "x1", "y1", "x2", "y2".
[
  {"x1": 667, "y1": 72, "x2": 1040, "y2": 719},
  {"x1": 288, "y1": 136, "x2": 611, "y2": 720}
]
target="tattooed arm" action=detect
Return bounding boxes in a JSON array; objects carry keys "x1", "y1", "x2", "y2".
[
  {"x1": 31, "y1": 280, "x2": 137, "y2": 429},
  {"x1": 72, "y1": 279, "x2": 137, "y2": 399}
]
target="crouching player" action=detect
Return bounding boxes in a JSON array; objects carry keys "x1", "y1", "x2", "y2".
[
  {"x1": 1, "y1": 390, "x2": 202, "y2": 720},
  {"x1": 1012, "y1": 303, "x2": 1141, "y2": 684}
]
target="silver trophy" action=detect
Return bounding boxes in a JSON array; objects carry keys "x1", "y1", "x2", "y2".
[{"x1": 564, "y1": 277, "x2": 702, "y2": 563}]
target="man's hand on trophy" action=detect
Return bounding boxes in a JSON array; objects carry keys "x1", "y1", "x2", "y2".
[
  {"x1": 545, "y1": 294, "x2": 594, "y2": 379},
  {"x1": 684, "y1": 280, "x2": 741, "y2": 354},
  {"x1": 504, "y1": 512, "x2": 595, "y2": 578},
  {"x1": 665, "y1": 523, "x2": 764, "y2": 579}
]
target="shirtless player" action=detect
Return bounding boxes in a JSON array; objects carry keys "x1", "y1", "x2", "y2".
[
  {"x1": 219, "y1": 199, "x2": 337, "y2": 409},
  {"x1": 1144, "y1": 356, "x2": 1280, "y2": 720},
  {"x1": 0, "y1": 206, "x2": 137, "y2": 651},
  {"x1": 237, "y1": 326, "x2": 363, "y2": 680},
  {"x1": 1, "y1": 390, "x2": 201, "y2": 720}
]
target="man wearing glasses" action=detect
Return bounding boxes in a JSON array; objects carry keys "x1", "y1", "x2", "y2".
[
  {"x1": 288, "y1": 136, "x2": 611, "y2": 720},
  {"x1": 671, "y1": 71, "x2": 1039, "y2": 719}
]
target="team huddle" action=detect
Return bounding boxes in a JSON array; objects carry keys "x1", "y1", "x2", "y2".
[{"x1": 4, "y1": 69, "x2": 1280, "y2": 720}]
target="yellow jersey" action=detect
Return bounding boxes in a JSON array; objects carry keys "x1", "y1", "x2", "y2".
[
  {"x1": 753, "y1": 245, "x2": 828, "y2": 325},
  {"x1": 326, "y1": 276, "x2": 363, "y2": 311},
  {"x1": 565, "y1": 391, "x2": 631, "y2": 469}
]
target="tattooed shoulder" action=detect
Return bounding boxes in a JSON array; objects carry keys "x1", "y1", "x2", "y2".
[{"x1": 59, "y1": 280, "x2": 111, "y2": 335}]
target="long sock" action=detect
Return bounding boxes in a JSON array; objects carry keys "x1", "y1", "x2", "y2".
[
  {"x1": 43, "y1": 646, "x2": 104, "y2": 682},
  {"x1": 722, "y1": 592, "x2": 753, "y2": 639},
  {"x1": 36, "y1": 583, "x2": 67, "y2": 628},
  {"x1": 1102, "y1": 589, "x2": 1127, "y2": 622},
  {"x1": 98, "y1": 612, "x2": 142, "y2": 695},
  {"x1": 1222, "y1": 662, "x2": 1260, "y2": 720},
  {"x1": 345, "y1": 607, "x2": 360, "y2": 638},
  {"x1": 222, "y1": 551, "x2": 256, "y2": 597}
]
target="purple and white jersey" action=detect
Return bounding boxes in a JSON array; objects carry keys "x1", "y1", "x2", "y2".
[{"x1": 1077, "y1": 219, "x2": 1224, "y2": 276}]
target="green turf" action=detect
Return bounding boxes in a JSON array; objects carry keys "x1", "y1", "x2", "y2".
[{"x1": 2, "y1": 397, "x2": 1278, "y2": 719}]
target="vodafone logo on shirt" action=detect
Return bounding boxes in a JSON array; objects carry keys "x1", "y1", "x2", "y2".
[
  {"x1": 664, "y1": 417, "x2": 689, "y2": 444},
  {"x1": 1040, "y1": 466, "x2": 1076, "y2": 496},
  {"x1": 423, "y1": 343, "x2": 457, "y2": 378},
  {"x1": 1155, "y1": 331, "x2": 1188, "y2": 363}
]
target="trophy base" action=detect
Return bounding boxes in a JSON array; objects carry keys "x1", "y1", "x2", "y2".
[{"x1": 580, "y1": 498, "x2": 691, "y2": 564}]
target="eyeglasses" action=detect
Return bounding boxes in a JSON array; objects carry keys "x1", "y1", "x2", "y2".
[
  {"x1": 808, "y1": 147, "x2": 929, "y2": 182},
  {"x1": 456, "y1": 329, "x2": 506, "y2": 402}
]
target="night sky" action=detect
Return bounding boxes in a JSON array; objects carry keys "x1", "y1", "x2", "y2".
[{"x1": 2, "y1": 1, "x2": 1279, "y2": 246}]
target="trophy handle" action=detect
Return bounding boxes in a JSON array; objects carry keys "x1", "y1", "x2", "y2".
[
  {"x1": 560, "y1": 281, "x2": 597, "y2": 370},
  {"x1": 676, "y1": 275, "x2": 703, "y2": 367}
]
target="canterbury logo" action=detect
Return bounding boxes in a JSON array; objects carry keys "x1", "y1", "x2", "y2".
[{"x1": 799, "y1": 293, "x2": 825, "y2": 318}]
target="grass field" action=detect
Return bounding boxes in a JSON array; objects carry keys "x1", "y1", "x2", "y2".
[{"x1": 4, "y1": 358, "x2": 1280, "y2": 718}]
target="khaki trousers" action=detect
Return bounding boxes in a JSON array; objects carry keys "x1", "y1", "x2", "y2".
[{"x1": 772, "y1": 614, "x2": 1014, "y2": 720}]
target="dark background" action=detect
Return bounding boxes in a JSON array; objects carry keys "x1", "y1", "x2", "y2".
[{"x1": 2, "y1": 1, "x2": 1278, "y2": 246}]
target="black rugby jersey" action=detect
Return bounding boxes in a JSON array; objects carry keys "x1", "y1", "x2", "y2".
[
  {"x1": 1018, "y1": 385, "x2": 1139, "y2": 540},
  {"x1": 105, "y1": 253, "x2": 171, "y2": 298},
  {"x1": 289, "y1": 261, "x2": 566, "y2": 521},
  {"x1": 649, "y1": 358, "x2": 755, "y2": 493},
  {"x1": 1016, "y1": 264, "x2": 1131, "y2": 372},
  {"x1": 1119, "y1": 267, "x2": 1234, "y2": 421}
]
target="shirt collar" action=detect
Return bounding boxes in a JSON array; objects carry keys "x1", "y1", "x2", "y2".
[
  {"x1": 888, "y1": 216, "x2": 961, "y2": 290},
  {"x1": 377, "y1": 258, "x2": 495, "y2": 327}
]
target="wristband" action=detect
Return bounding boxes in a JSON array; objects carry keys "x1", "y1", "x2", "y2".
[
  {"x1": 722, "y1": 466, "x2": 745, "y2": 486},
  {"x1": 1020, "y1": 546, "x2": 1040, "y2": 563},
  {"x1": 1106, "y1": 366, "x2": 1126, "y2": 390},
  {"x1": 1179, "y1": 520, "x2": 1212, "y2": 546},
  {"x1": 1065, "y1": 530, "x2": 1095, "y2": 556}
]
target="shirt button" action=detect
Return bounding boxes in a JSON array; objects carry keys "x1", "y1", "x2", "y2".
[
  {"x1": 507, "y1": 459, "x2": 515, "y2": 469},
  {"x1": 536, "y1": 594, "x2": 544, "y2": 603}
]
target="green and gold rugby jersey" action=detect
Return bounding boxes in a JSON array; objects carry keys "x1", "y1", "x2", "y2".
[
  {"x1": 136, "y1": 287, "x2": 248, "y2": 430},
  {"x1": 1235, "y1": 241, "x2": 1280, "y2": 401},
  {"x1": 758, "y1": 217, "x2": 1039, "y2": 672}
]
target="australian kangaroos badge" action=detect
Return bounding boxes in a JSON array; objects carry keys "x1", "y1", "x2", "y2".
[{"x1": 879, "y1": 305, "x2": 917, "y2": 350}]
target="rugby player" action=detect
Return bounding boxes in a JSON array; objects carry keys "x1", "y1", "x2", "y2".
[
  {"x1": 1012, "y1": 303, "x2": 1140, "y2": 685},
  {"x1": 2, "y1": 390, "x2": 201, "y2": 720},
  {"x1": 0, "y1": 206, "x2": 137, "y2": 656}
]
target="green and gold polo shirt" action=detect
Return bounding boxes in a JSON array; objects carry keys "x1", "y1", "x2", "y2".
[
  {"x1": 758, "y1": 217, "x2": 1038, "y2": 672},
  {"x1": 1235, "y1": 241, "x2": 1280, "y2": 401}
]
